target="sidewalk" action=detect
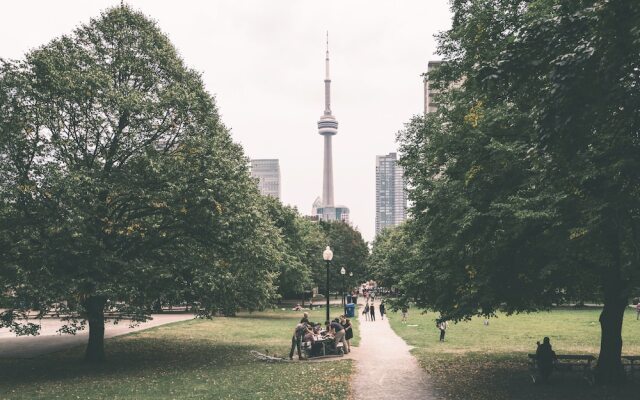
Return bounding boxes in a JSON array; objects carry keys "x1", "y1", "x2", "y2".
[
  {"x1": 0, "y1": 313, "x2": 194, "y2": 358},
  {"x1": 352, "y1": 300, "x2": 435, "y2": 400}
]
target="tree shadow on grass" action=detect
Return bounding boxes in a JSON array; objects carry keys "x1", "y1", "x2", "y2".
[
  {"x1": 424, "y1": 352, "x2": 640, "y2": 400},
  {"x1": 0, "y1": 337, "x2": 258, "y2": 388}
]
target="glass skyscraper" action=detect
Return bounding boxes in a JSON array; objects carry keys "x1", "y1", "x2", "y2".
[
  {"x1": 250, "y1": 159, "x2": 281, "y2": 199},
  {"x1": 375, "y1": 153, "x2": 407, "y2": 235}
]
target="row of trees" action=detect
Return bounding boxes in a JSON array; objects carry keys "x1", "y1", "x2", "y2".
[
  {"x1": 263, "y1": 196, "x2": 368, "y2": 301},
  {"x1": 0, "y1": 5, "x2": 368, "y2": 362},
  {"x1": 371, "y1": 0, "x2": 639, "y2": 385}
]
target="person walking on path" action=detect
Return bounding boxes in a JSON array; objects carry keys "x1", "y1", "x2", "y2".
[
  {"x1": 369, "y1": 302, "x2": 376, "y2": 321},
  {"x1": 379, "y1": 301, "x2": 386, "y2": 320},
  {"x1": 437, "y1": 321, "x2": 449, "y2": 342},
  {"x1": 363, "y1": 303, "x2": 370, "y2": 321}
]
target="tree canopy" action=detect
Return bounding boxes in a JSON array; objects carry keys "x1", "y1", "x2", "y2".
[
  {"x1": 375, "y1": 0, "x2": 640, "y2": 384},
  {"x1": 0, "y1": 5, "x2": 281, "y2": 361}
]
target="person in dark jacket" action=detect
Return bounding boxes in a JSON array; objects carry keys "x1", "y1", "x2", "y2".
[
  {"x1": 289, "y1": 322, "x2": 308, "y2": 360},
  {"x1": 341, "y1": 316, "x2": 353, "y2": 353},
  {"x1": 535, "y1": 337, "x2": 557, "y2": 383},
  {"x1": 379, "y1": 301, "x2": 386, "y2": 320},
  {"x1": 369, "y1": 302, "x2": 376, "y2": 321}
]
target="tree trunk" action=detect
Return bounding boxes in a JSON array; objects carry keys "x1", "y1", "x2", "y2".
[
  {"x1": 595, "y1": 297, "x2": 627, "y2": 384},
  {"x1": 84, "y1": 296, "x2": 107, "y2": 363}
]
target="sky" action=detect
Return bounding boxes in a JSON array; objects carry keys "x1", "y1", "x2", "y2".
[{"x1": 0, "y1": 1, "x2": 452, "y2": 242}]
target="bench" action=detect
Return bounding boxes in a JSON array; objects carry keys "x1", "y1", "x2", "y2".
[
  {"x1": 622, "y1": 356, "x2": 640, "y2": 379},
  {"x1": 528, "y1": 354, "x2": 596, "y2": 383}
]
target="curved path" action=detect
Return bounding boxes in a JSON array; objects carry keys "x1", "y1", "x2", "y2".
[
  {"x1": 352, "y1": 299, "x2": 435, "y2": 400},
  {"x1": 0, "y1": 313, "x2": 194, "y2": 358}
]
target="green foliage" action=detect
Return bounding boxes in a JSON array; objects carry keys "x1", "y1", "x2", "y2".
[
  {"x1": 0, "y1": 5, "x2": 280, "y2": 339},
  {"x1": 384, "y1": 0, "x2": 640, "y2": 382},
  {"x1": 262, "y1": 196, "x2": 325, "y2": 298},
  {"x1": 318, "y1": 221, "x2": 369, "y2": 294}
]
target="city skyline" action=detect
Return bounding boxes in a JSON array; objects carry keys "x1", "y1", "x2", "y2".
[{"x1": 0, "y1": 0, "x2": 452, "y2": 241}]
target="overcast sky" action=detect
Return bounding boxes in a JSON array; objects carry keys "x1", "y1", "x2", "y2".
[{"x1": 0, "y1": 1, "x2": 452, "y2": 241}]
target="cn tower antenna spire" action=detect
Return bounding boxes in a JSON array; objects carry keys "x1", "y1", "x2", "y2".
[{"x1": 317, "y1": 31, "x2": 338, "y2": 214}]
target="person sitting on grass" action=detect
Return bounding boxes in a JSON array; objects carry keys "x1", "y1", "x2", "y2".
[{"x1": 535, "y1": 337, "x2": 557, "y2": 383}]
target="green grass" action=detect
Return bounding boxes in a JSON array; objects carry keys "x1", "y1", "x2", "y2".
[
  {"x1": 0, "y1": 307, "x2": 354, "y2": 400},
  {"x1": 389, "y1": 307, "x2": 640, "y2": 400}
]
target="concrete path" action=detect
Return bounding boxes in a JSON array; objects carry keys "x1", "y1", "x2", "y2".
[
  {"x1": 0, "y1": 313, "x2": 194, "y2": 358},
  {"x1": 352, "y1": 299, "x2": 435, "y2": 400}
]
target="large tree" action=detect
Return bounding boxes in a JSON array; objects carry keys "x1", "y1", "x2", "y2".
[
  {"x1": 395, "y1": 0, "x2": 640, "y2": 384},
  {"x1": 317, "y1": 221, "x2": 369, "y2": 295},
  {"x1": 261, "y1": 196, "x2": 325, "y2": 300},
  {"x1": 0, "y1": 5, "x2": 280, "y2": 361}
]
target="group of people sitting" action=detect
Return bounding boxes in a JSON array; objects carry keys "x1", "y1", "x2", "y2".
[{"x1": 289, "y1": 312, "x2": 354, "y2": 360}]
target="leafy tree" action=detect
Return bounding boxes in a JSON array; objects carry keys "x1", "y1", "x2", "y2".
[
  {"x1": 261, "y1": 196, "x2": 325, "y2": 300},
  {"x1": 0, "y1": 5, "x2": 280, "y2": 361},
  {"x1": 317, "y1": 221, "x2": 369, "y2": 296},
  {"x1": 395, "y1": 0, "x2": 640, "y2": 384}
]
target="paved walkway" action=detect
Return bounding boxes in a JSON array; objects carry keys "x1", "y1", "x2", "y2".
[
  {"x1": 0, "y1": 313, "x2": 194, "y2": 358},
  {"x1": 352, "y1": 299, "x2": 435, "y2": 400}
]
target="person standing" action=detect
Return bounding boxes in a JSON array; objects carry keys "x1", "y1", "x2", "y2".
[
  {"x1": 369, "y1": 302, "x2": 376, "y2": 321},
  {"x1": 330, "y1": 318, "x2": 349, "y2": 353},
  {"x1": 363, "y1": 303, "x2": 370, "y2": 321},
  {"x1": 636, "y1": 302, "x2": 640, "y2": 320},
  {"x1": 379, "y1": 301, "x2": 386, "y2": 320},
  {"x1": 438, "y1": 321, "x2": 449, "y2": 342},
  {"x1": 341, "y1": 317, "x2": 353, "y2": 353},
  {"x1": 401, "y1": 306, "x2": 408, "y2": 323},
  {"x1": 289, "y1": 322, "x2": 307, "y2": 360}
]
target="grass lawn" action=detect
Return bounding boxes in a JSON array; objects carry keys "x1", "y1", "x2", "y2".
[
  {"x1": 0, "y1": 306, "x2": 354, "y2": 400},
  {"x1": 389, "y1": 307, "x2": 640, "y2": 400}
]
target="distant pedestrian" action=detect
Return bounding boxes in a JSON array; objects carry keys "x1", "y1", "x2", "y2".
[
  {"x1": 309, "y1": 299, "x2": 314, "y2": 310},
  {"x1": 369, "y1": 302, "x2": 376, "y2": 321},
  {"x1": 379, "y1": 301, "x2": 386, "y2": 320},
  {"x1": 401, "y1": 306, "x2": 408, "y2": 323},
  {"x1": 636, "y1": 302, "x2": 640, "y2": 320},
  {"x1": 363, "y1": 303, "x2": 370, "y2": 321},
  {"x1": 438, "y1": 321, "x2": 449, "y2": 341}
]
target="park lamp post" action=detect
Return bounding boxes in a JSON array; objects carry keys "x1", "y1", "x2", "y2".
[
  {"x1": 323, "y1": 246, "x2": 333, "y2": 323},
  {"x1": 340, "y1": 267, "x2": 346, "y2": 306},
  {"x1": 349, "y1": 271, "x2": 353, "y2": 293}
]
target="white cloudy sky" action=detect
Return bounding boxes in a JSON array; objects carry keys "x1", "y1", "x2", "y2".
[{"x1": 0, "y1": 1, "x2": 452, "y2": 241}]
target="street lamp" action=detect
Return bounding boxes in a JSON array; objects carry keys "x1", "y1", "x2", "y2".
[
  {"x1": 322, "y1": 246, "x2": 333, "y2": 323},
  {"x1": 340, "y1": 267, "x2": 346, "y2": 306}
]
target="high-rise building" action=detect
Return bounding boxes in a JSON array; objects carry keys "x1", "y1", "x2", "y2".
[
  {"x1": 375, "y1": 152, "x2": 407, "y2": 235},
  {"x1": 424, "y1": 60, "x2": 443, "y2": 114},
  {"x1": 314, "y1": 33, "x2": 349, "y2": 223},
  {"x1": 250, "y1": 159, "x2": 281, "y2": 199}
]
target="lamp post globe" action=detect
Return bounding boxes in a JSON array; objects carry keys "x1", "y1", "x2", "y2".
[{"x1": 322, "y1": 246, "x2": 333, "y2": 322}]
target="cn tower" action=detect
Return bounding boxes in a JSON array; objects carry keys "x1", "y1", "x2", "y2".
[{"x1": 317, "y1": 32, "x2": 338, "y2": 221}]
